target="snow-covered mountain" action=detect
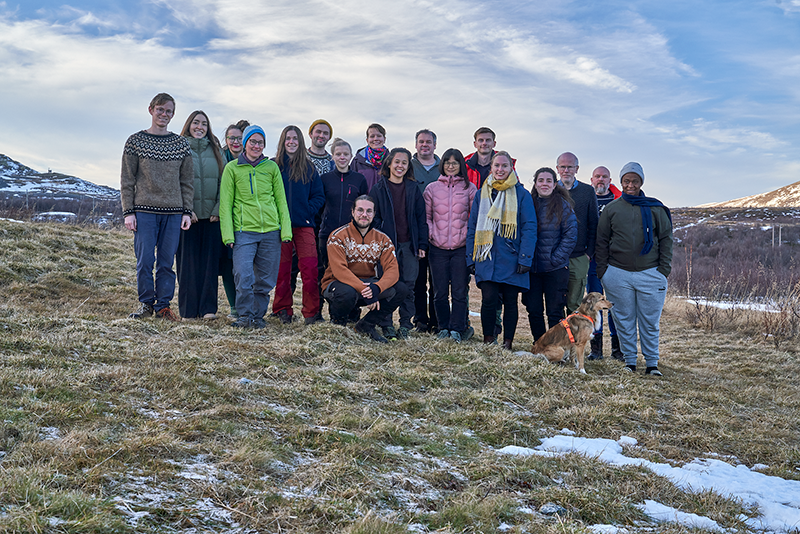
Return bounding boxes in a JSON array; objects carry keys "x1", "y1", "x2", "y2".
[
  {"x1": 0, "y1": 154, "x2": 119, "y2": 200},
  {"x1": 700, "y1": 180, "x2": 800, "y2": 208}
]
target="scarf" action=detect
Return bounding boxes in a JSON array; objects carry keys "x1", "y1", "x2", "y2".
[
  {"x1": 472, "y1": 171, "x2": 519, "y2": 262},
  {"x1": 366, "y1": 146, "x2": 388, "y2": 169},
  {"x1": 622, "y1": 191, "x2": 672, "y2": 255}
]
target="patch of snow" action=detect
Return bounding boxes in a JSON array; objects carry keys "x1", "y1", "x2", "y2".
[
  {"x1": 617, "y1": 436, "x2": 638, "y2": 447},
  {"x1": 638, "y1": 500, "x2": 724, "y2": 531},
  {"x1": 0, "y1": 217, "x2": 25, "y2": 223},
  {"x1": 753, "y1": 464, "x2": 770, "y2": 471},
  {"x1": 560, "y1": 428, "x2": 576, "y2": 436},
  {"x1": 498, "y1": 433, "x2": 800, "y2": 533},
  {"x1": 498, "y1": 522, "x2": 513, "y2": 531},
  {"x1": 588, "y1": 525, "x2": 629, "y2": 533},
  {"x1": 39, "y1": 426, "x2": 61, "y2": 441}
]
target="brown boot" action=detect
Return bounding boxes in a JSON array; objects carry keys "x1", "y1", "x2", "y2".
[
  {"x1": 483, "y1": 335, "x2": 496, "y2": 344},
  {"x1": 503, "y1": 338, "x2": 513, "y2": 350}
]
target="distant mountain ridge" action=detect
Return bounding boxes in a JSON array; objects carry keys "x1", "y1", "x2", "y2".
[
  {"x1": 700, "y1": 180, "x2": 800, "y2": 208},
  {"x1": 0, "y1": 154, "x2": 119, "y2": 201}
]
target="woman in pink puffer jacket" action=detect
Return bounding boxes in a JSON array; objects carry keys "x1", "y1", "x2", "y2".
[{"x1": 423, "y1": 148, "x2": 478, "y2": 342}]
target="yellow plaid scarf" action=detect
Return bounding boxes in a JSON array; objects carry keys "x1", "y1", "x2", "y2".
[{"x1": 472, "y1": 171, "x2": 519, "y2": 262}]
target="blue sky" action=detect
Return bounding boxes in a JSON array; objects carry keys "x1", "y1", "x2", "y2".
[{"x1": 1, "y1": 0, "x2": 800, "y2": 206}]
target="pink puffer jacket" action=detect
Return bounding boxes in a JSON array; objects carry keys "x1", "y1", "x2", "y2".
[{"x1": 423, "y1": 175, "x2": 477, "y2": 250}]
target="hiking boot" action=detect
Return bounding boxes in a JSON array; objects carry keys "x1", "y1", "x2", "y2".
[
  {"x1": 155, "y1": 307, "x2": 181, "y2": 322},
  {"x1": 461, "y1": 326, "x2": 474, "y2": 342},
  {"x1": 129, "y1": 302, "x2": 154, "y2": 319},
  {"x1": 276, "y1": 310, "x2": 293, "y2": 324},
  {"x1": 610, "y1": 335, "x2": 624, "y2": 361},
  {"x1": 355, "y1": 320, "x2": 389, "y2": 343},
  {"x1": 231, "y1": 317, "x2": 254, "y2": 328},
  {"x1": 304, "y1": 315, "x2": 324, "y2": 325},
  {"x1": 483, "y1": 335, "x2": 497, "y2": 345},
  {"x1": 382, "y1": 326, "x2": 398, "y2": 340},
  {"x1": 624, "y1": 365, "x2": 636, "y2": 373},
  {"x1": 252, "y1": 317, "x2": 266, "y2": 329},
  {"x1": 587, "y1": 335, "x2": 603, "y2": 360},
  {"x1": 436, "y1": 329, "x2": 451, "y2": 340},
  {"x1": 503, "y1": 338, "x2": 513, "y2": 350},
  {"x1": 414, "y1": 321, "x2": 429, "y2": 333},
  {"x1": 330, "y1": 315, "x2": 348, "y2": 326},
  {"x1": 450, "y1": 330, "x2": 462, "y2": 343},
  {"x1": 645, "y1": 366, "x2": 663, "y2": 377},
  {"x1": 397, "y1": 326, "x2": 410, "y2": 340}
]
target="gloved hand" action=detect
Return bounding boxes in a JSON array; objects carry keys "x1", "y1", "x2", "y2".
[
  {"x1": 468, "y1": 264, "x2": 476, "y2": 275},
  {"x1": 516, "y1": 263, "x2": 531, "y2": 274}
]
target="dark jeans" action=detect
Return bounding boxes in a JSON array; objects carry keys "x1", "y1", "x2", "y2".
[
  {"x1": 414, "y1": 255, "x2": 437, "y2": 329},
  {"x1": 380, "y1": 241, "x2": 418, "y2": 329},
  {"x1": 219, "y1": 242, "x2": 236, "y2": 313},
  {"x1": 588, "y1": 257, "x2": 617, "y2": 336},
  {"x1": 133, "y1": 212, "x2": 181, "y2": 312},
  {"x1": 324, "y1": 280, "x2": 408, "y2": 327},
  {"x1": 478, "y1": 281, "x2": 519, "y2": 341},
  {"x1": 429, "y1": 246, "x2": 469, "y2": 332},
  {"x1": 521, "y1": 266, "x2": 569, "y2": 341}
]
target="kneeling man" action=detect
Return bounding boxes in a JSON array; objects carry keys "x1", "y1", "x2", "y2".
[{"x1": 321, "y1": 195, "x2": 407, "y2": 343}]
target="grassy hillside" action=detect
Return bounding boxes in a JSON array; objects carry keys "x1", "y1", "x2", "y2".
[{"x1": 0, "y1": 220, "x2": 798, "y2": 533}]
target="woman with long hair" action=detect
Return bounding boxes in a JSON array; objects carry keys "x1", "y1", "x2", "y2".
[
  {"x1": 221, "y1": 120, "x2": 249, "y2": 162},
  {"x1": 369, "y1": 147, "x2": 428, "y2": 339},
  {"x1": 350, "y1": 123, "x2": 388, "y2": 190},
  {"x1": 176, "y1": 110, "x2": 226, "y2": 319},
  {"x1": 272, "y1": 125, "x2": 325, "y2": 324},
  {"x1": 521, "y1": 167, "x2": 577, "y2": 342},
  {"x1": 466, "y1": 151, "x2": 536, "y2": 350},
  {"x1": 423, "y1": 148, "x2": 477, "y2": 342}
]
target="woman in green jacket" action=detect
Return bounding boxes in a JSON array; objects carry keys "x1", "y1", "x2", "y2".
[
  {"x1": 176, "y1": 110, "x2": 226, "y2": 319},
  {"x1": 219, "y1": 125, "x2": 292, "y2": 328}
]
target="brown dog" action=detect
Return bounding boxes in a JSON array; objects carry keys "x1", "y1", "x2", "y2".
[{"x1": 531, "y1": 292, "x2": 613, "y2": 374}]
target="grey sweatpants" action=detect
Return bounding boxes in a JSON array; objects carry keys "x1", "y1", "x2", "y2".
[{"x1": 601, "y1": 265, "x2": 667, "y2": 367}]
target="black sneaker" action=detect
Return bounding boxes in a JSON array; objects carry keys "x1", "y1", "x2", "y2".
[
  {"x1": 461, "y1": 326, "x2": 475, "y2": 342},
  {"x1": 624, "y1": 365, "x2": 636, "y2": 373},
  {"x1": 397, "y1": 326, "x2": 410, "y2": 339},
  {"x1": 129, "y1": 302, "x2": 154, "y2": 319},
  {"x1": 252, "y1": 317, "x2": 266, "y2": 329},
  {"x1": 276, "y1": 310, "x2": 293, "y2": 324},
  {"x1": 304, "y1": 315, "x2": 324, "y2": 325},
  {"x1": 355, "y1": 320, "x2": 388, "y2": 343},
  {"x1": 414, "y1": 321, "x2": 429, "y2": 333},
  {"x1": 645, "y1": 367, "x2": 663, "y2": 376},
  {"x1": 330, "y1": 315, "x2": 348, "y2": 326},
  {"x1": 382, "y1": 326, "x2": 398, "y2": 340},
  {"x1": 231, "y1": 317, "x2": 254, "y2": 328}
]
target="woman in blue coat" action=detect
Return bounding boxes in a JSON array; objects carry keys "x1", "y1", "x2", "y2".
[
  {"x1": 466, "y1": 151, "x2": 536, "y2": 350},
  {"x1": 521, "y1": 167, "x2": 577, "y2": 342}
]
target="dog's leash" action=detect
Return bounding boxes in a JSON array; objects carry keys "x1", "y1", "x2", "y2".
[{"x1": 559, "y1": 312, "x2": 595, "y2": 343}]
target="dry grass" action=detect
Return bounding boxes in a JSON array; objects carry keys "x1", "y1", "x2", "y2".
[{"x1": 0, "y1": 219, "x2": 798, "y2": 533}]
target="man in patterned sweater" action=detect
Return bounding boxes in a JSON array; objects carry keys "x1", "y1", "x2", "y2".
[
  {"x1": 121, "y1": 93, "x2": 194, "y2": 321},
  {"x1": 321, "y1": 195, "x2": 407, "y2": 343}
]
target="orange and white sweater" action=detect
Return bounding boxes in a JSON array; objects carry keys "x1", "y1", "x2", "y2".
[{"x1": 321, "y1": 221, "x2": 399, "y2": 293}]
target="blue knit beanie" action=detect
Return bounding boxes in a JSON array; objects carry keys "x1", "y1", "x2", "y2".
[{"x1": 242, "y1": 125, "x2": 266, "y2": 148}]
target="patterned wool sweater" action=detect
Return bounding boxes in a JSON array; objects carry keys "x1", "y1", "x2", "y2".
[
  {"x1": 120, "y1": 131, "x2": 194, "y2": 216},
  {"x1": 321, "y1": 221, "x2": 399, "y2": 293}
]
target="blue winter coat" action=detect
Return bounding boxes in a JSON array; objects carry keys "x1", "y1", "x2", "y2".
[
  {"x1": 273, "y1": 155, "x2": 325, "y2": 228},
  {"x1": 531, "y1": 195, "x2": 577, "y2": 273},
  {"x1": 370, "y1": 177, "x2": 429, "y2": 253},
  {"x1": 466, "y1": 183, "x2": 537, "y2": 290}
]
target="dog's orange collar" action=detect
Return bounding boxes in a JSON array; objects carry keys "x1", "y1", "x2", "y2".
[{"x1": 559, "y1": 313, "x2": 595, "y2": 344}]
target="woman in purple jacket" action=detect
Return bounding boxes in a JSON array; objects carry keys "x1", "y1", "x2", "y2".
[
  {"x1": 272, "y1": 125, "x2": 325, "y2": 324},
  {"x1": 423, "y1": 148, "x2": 477, "y2": 342}
]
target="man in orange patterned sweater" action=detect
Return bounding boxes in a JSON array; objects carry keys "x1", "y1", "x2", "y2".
[{"x1": 321, "y1": 195, "x2": 408, "y2": 343}]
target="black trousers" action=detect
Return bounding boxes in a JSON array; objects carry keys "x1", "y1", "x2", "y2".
[
  {"x1": 521, "y1": 266, "x2": 569, "y2": 341},
  {"x1": 478, "y1": 281, "x2": 519, "y2": 341},
  {"x1": 176, "y1": 219, "x2": 221, "y2": 318},
  {"x1": 414, "y1": 255, "x2": 437, "y2": 329},
  {"x1": 324, "y1": 281, "x2": 408, "y2": 327}
]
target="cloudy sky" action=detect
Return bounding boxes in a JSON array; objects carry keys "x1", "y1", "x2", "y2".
[{"x1": 1, "y1": 0, "x2": 799, "y2": 206}]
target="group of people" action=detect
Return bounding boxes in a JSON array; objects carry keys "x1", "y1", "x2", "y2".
[{"x1": 121, "y1": 93, "x2": 673, "y2": 376}]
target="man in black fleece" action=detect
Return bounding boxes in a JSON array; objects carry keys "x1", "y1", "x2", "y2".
[{"x1": 556, "y1": 152, "x2": 599, "y2": 314}]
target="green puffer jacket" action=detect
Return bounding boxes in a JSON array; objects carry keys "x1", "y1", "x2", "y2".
[
  {"x1": 187, "y1": 137, "x2": 222, "y2": 219},
  {"x1": 219, "y1": 156, "x2": 292, "y2": 245}
]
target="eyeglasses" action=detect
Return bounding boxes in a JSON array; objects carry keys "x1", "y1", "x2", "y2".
[
  {"x1": 443, "y1": 161, "x2": 460, "y2": 166},
  {"x1": 247, "y1": 139, "x2": 265, "y2": 147},
  {"x1": 153, "y1": 107, "x2": 174, "y2": 116},
  {"x1": 557, "y1": 165, "x2": 576, "y2": 171},
  {"x1": 227, "y1": 136, "x2": 243, "y2": 142}
]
